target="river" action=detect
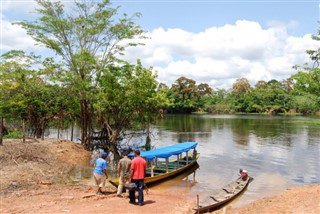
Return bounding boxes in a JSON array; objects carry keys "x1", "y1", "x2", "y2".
[
  {"x1": 47, "y1": 114, "x2": 320, "y2": 208},
  {"x1": 150, "y1": 114, "x2": 320, "y2": 207}
]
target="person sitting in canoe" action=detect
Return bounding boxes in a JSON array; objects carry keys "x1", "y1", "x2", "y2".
[{"x1": 239, "y1": 169, "x2": 248, "y2": 181}]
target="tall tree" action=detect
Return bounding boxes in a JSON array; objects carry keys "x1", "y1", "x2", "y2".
[
  {"x1": 195, "y1": 83, "x2": 213, "y2": 111},
  {"x1": 96, "y1": 61, "x2": 169, "y2": 160},
  {"x1": 171, "y1": 76, "x2": 198, "y2": 112},
  {"x1": 0, "y1": 50, "x2": 42, "y2": 141},
  {"x1": 0, "y1": 50, "x2": 69, "y2": 139},
  {"x1": 292, "y1": 27, "x2": 320, "y2": 112},
  {"x1": 16, "y1": 0, "x2": 144, "y2": 147},
  {"x1": 232, "y1": 77, "x2": 251, "y2": 95}
]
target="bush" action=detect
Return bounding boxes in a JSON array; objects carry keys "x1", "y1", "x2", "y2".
[{"x1": 3, "y1": 130, "x2": 24, "y2": 139}]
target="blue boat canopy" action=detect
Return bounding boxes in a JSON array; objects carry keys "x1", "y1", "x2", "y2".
[{"x1": 128, "y1": 142, "x2": 198, "y2": 161}]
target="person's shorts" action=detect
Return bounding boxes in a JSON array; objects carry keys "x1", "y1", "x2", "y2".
[{"x1": 93, "y1": 173, "x2": 105, "y2": 187}]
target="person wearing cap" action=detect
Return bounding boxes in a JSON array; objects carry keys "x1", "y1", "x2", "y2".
[
  {"x1": 93, "y1": 151, "x2": 108, "y2": 195},
  {"x1": 239, "y1": 169, "x2": 248, "y2": 181},
  {"x1": 116, "y1": 151, "x2": 132, "y2": 197}
]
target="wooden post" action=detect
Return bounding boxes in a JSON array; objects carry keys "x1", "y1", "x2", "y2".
[
  {"x1": 165, "y1": 158, "x2": 168, "y2": 173},
  {"x1": 150, "y1": 161, "x2": 154, "y2": 177},
  {"x1": 197, "y1": 194, "x2": 200, "y2": 214},
  {"x1": 176, "y1": 155, "x2": 179, "y2": 169},
  {"x1": 186, "y1": 151, "x2": 189, "y2": 164}
]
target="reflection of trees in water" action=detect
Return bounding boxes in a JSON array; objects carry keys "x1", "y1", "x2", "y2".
[
  {"x1": 158, "y1": 115, "x2": 215, "y2": 133},
  {"x1": 229, "y1": 117, "x2": 320, "y2": 148},
  {"x1": 230, "y1": 119, "x2": 250, "y2": 146},
  {"x1": 176, "y1": 132, "x2": 211, "y2": 143},
  {"x1": 159, "y1": 115, "x2": 318, "y2": 149}
]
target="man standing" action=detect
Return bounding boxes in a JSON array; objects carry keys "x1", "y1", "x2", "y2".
[
  {"x1": 93, "y1": 152, "x2": 108, "y2": 195},
  {"x1": 117, "y1": 151, "x2": 132, "y2": 197},
  {"x1": 129, "y1": 150, "x2": 146, "y2": 206}
]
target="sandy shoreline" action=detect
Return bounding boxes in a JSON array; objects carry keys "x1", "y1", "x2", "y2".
[{"x1": 1, "y1": 139, "x2": 319, "y2": 213}]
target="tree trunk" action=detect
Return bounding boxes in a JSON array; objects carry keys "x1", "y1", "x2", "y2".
[
  {"x1": 70, "y1": 123, "x2": 74, "y2": 142},
  {"x1": 145, "y1": 123, "x2": 151, "y2": 151},
  {"x1": 110, "y1": 140, "x2": 121, "y2": 162},
  {"x1": 80, "y1": 99, "x2": 91, "y2": 149},
  {"x1": 22, "y1": 120, "x2": 25, "y2": 143},
  {"x1": 0, "y1": 116, "x2": 3, "y2": 146},
  {"x1": 108, "y1": 130, "x2": 121, "y2": 162},
  {"x1": 35, "y1": 122, "x2": 43, "y2": 139}
]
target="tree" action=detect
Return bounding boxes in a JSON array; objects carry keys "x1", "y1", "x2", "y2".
[
  {"x1": 232, "y1": 78, "x2": 251, "y2": 95},
  {"x1": 255, "y1": 80, "x2": 268, "y2": 89},
  {"x1": 95, "y1": 61, "x2": 169, "y2": 159},
  {"x1": 291, "y1": 27, "x2": 320, "y2": 112},
  {"x1": 306, "y1": 27, "x2": 320, "y2": 68},
  {"x1": 0, "y1": 50, "x2": 75, "y2": 139},
  {"x1": 170, "y1": 76, "x2": 198, "y2": 112},
  {"x1": 0, "y1": 50, "x2": 42, "y2": 141},
  {"x1": 16, "y1": 0, "x2": 145, "y2": 147},
  {"x1": 195, "y1": 83, "x2": 213, "y2": 111}
]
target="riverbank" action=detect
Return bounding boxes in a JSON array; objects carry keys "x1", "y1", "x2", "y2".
[{"x1": 1, "y1": 139, "x2": 319, "y2": 213}]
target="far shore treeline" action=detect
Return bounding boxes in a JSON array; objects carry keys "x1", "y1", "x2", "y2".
[{"x1": 0, "y1": 1, "x2": 319, "y2": 158}]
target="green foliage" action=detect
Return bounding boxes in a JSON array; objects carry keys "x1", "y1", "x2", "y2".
[
  {"x1": 291, "y1": 95, "x2": 319, "y2": 114},
  {"x1": 3, "y1": 130, "x2": 24, "y2": 139},
  {"x1": 96, "y1": 61, "x2": 167, "y2": 128},
  {"x1": 14, "y1": 0, "x2": 146, "y2": 146},
  {"x1": 168, "y1": 76, "x2": 214, "y2": 113},
  {"x1": 1, "y1": 1, "x2": 319, "y2": 150}
]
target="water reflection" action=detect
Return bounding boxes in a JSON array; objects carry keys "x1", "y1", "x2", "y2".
[
  {"x1": 150, "y1": 162, "x2": 199, "y2": 191},
  {"x1": 154, "y1": 114, "x2": 320, "y2": 208}
]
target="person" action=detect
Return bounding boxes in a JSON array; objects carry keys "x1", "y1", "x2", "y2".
[
  {"x1": 116, "y1": 151, "x2": 132, "y2": 197},
  {"x1": 93, "y1": 151, "x2": 108, "y2": 195},
  {"x1": 239, "y1": 169, "x2": 248, "y2": 181},
  {"x1": 193, "y1": 149, "x2": 198, "y2": 159},
  {"x1": 129, "y1": 150, "x2": 146, "y2": 206}
]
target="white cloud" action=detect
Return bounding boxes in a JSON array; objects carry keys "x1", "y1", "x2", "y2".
[
  {"x1": 1, "y1": 18, "x2": 40, "y2": 52},
  {"x1": 1, "y1": 2, "x2": 317, "y2": 90},
  {"x1": 121, "y1": 21, "x2": 317, "y2": 89}
]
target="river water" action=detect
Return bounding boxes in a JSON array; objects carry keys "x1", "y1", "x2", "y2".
[
  {"x1": 150, "y1": 114, "x2": 320, "y2": 207},
  {"x1": 47, "y1": 114, "x2": 320, "y2": 208}
]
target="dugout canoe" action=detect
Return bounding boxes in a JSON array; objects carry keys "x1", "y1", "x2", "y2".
[{"x1": 193, "y1": 173, "x2": 253, "y2": 213}]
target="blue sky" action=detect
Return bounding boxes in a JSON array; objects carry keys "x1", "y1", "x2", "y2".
[
  {"x1": 1, "y1": 0, "x2": 319, "y2": 89},
  {"x1": 114, "y1": 1, "x2": 318, "y2": 36}
]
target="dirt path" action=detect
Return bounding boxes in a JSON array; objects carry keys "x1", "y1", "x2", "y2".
[
  {"x1": 1, "y1": 139, "x2": 319, "y2": 214},
  {"x1": 0, "y1": 184, "x2": 195, "y2": 214}
]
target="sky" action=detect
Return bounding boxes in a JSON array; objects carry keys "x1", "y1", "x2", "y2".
[{"x1": 1, "y1": 0, "x2": 319, "y2": 89}]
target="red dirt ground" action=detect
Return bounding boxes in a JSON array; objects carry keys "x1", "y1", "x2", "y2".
[{"x1": 1, "y1": 139, "x2": 319, "y2": 214}]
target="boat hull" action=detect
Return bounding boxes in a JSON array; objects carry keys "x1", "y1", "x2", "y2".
[
  {"x1": 194, "y1": 176, "x2": 253, "y2": 213},
  {"x1": 109, "y1": 154, "x2": 199, "y2": 188}
]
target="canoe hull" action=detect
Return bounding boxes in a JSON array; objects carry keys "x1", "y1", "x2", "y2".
[{"x1": 194, "y1": 176, "x2": 253, "y2": 213}]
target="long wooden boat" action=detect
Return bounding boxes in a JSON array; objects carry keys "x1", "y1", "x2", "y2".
[
  {"x1": 193, "y1": 173, "x2": 253, "y2": 213},
  {"x1": 109, "y1": 142, "x2": 199, "y2": 187}
]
